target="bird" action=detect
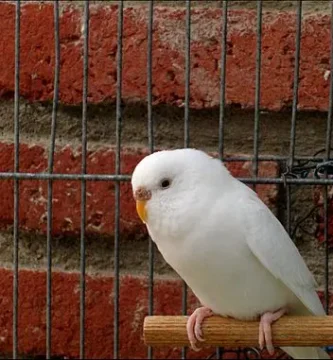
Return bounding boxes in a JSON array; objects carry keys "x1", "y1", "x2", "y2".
[{"x1": 131, "y1": 148, "x2": 330, "y2": 359}]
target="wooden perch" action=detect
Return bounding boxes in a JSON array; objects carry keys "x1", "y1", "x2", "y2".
[{"x1": 144, "y1": 315, "x2": 333, "y2": 348}]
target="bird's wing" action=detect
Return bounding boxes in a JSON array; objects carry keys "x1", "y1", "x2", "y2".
[{"x1": 242, "y1": 189, "x2": 325, "y2": 316}]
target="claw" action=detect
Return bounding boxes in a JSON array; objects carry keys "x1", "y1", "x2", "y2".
[
  {"x1": 186, "y1": 307, "x2": 213, "y2": 351},
  {"x1": 258, "y1": 308, "x2": 287, "y2": 356}
]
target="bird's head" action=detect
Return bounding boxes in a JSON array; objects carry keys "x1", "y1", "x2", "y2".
[{"x1": 131, "y1": 148, "x2": 230, "y2": 229}]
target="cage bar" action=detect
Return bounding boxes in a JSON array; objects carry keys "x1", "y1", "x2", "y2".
[
  {"x1": 323, "y1": 0, "x2": 333, "y2": 315},
  {"x1": 286, "y1": 0, "x2": 302, "y2": 235},
  {"x1": 217, "y1": 1, "x2": 229, "y2": 357},
  {"x1": 253, "y1": 0, "x2": 262, "y2": 181},
  {"x1": 182, "y1": 1, "x2": 191, "y2": 358},
  {"x1": 114, "y1": 1, "x2": 124, "y2": 358},
  {"x1": 0, "y1": 172, "x2": 333, "y2": 185},
  {"x1": 13, "y1": 0, "x2": 20, "y2": 357},
  {"x1": 80, "y1": 1, "x2": 90, "y2": 358},
  {"x1": 218, "y1": 0, "x2": 228, "y2": 161},
  {"x1": 45, "y1": 1, "x2": 60, "y2": 358},
  {"x1": 147, "y1": 1, "x2": 155, "y2": 359}
]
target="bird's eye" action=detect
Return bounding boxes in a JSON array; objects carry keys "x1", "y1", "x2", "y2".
[{"x1": 160, "y1": 179, "x2": 171, "y2": 189}]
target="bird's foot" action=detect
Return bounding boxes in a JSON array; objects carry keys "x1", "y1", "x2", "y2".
[
  {"x1": 259, "y1": 307, "x2": 287, "y2": 355},
  {"x1": 186, "y1": 306, "x2": 213, "y2": 351}
]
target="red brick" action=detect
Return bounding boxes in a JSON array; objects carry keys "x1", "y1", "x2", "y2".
[
  {"x1": 0, "y1": 268, "x2": 195, "y2": 359},
  {"x1": 0, "y1": 142, "x2": 278, "y2": 237},
  {"x1": 0, "y1": 268, "x2": 327, "y2": 359},
  {"x1": 313, "y1": 186, "x2": 333, "y2": 247},
  {"x1": 0, "y1": 3, "x2": 331, "y2": 111}
]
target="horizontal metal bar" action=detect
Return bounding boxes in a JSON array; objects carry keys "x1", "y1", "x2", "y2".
[
  {"x1": 238, "y1": 177, "x2": 333, "y2": 185},
  {"x1": 0, "y1": 172, "x2": 131, "y2": 181},
  {"x1": 224, "y1": 155, "x2": 332, "y2": 162},
  {"x1": 1, "y1": 172, "x2": 333, "y2": 185},
  {"x1": 1, "y1": 157, "x2": 329, "y2": 182}
]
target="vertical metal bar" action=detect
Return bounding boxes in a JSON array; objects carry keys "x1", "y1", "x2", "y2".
[
  {"x1": 324, "y1": 182, "x2": 330, "y2": 314},
  {"x1": 46, "y1": 1, "x2": 60, "y2": 358},
  {"x1": 182, "y1": 1, "x2": 191, "y2": 358},
  {"x1": 184, "y1": 0, "x2": 191, "y2": 149},
  {"x1": 13, "y1": 0, "x2": 20, "y2": 358},
  {"x1": 253, "y1": 0, "x2": 262, "y2": 180},
  {"x1": 218, "y1": 0, "x2": 228, "y2": 161},
  {"x1": 244, "y1": 9, "x2": 262, "y2": 356},
  {"x1": 287, "y1": 0, "x2": 302, "y2": 234},
  {"x1": 147, "y1": 0, "x2": 154, "y2": 155},
  {"x1": 323, "y1": 0, "x2": 333, "y2": 315},
  {"x1": 80, "y1": 2, "x2": 89, "y2": 358},
  {"x1": 114, "y1": 1, "x2": 123, "y2": 358},
  {"x1": 217, "y1": 1, "x2": 228, "y2": 357},
  {"x1": 289, "y1": 0, "x2": 302, "y2": 167},
  {"x1": 147, "y1": 1, "x2": 154, "y2": 359},
  {"x1": 286, "y1": 185, "x2": 292, "y2": 234}
]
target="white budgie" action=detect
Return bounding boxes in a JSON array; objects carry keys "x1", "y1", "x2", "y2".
[{"x1": 131, "y1": 148, "x2": 330, "y2": 359}]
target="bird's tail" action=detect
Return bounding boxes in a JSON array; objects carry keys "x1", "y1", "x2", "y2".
[{"x1": 281, "y1": 346, "x2": 330, "y2": 359}]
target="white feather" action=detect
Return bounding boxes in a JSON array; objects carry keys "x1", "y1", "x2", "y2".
[{"x1": 241, "y1": 186, "x2": 325, "y2": 316}]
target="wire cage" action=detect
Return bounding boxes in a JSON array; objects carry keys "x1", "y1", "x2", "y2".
[{"x1": 3, "y1": 0, "x2": 333, "y2": 359}]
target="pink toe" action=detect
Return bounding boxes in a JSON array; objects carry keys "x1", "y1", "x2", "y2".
[
  {"x1": 186, "y1": 307, "x2": 213, "y2": 351},
  {"x1": 258, "y1": 323, "x2": 264, "y2": 350},
  {"x1": 259, "y1": 308, "x2": 286, "y2": 355},
  {"x1": 194, "y1": 326, "x2": 205, "y2": 342},
  {"x1": 186, "y1": 315, "x2": 196, "y2": 344},
  {"x1": 191, "y1": 342, "x2": 202, "y2": 352}
]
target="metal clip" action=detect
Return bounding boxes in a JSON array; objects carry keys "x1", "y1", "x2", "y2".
[{"x1": 314, "y1": 161, "x2": 333, "y2": 179}]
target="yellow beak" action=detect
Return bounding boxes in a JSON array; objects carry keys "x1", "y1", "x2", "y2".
[{"x1": 136, "y1": 200, "x2": 148, "y2": 224}]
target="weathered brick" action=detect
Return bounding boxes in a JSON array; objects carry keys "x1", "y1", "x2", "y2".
[
  {"x1": 0, "y1": 3, "x2": 331, "y2": 111},
  {"x1": 313, "y1": 186, "x2": 333, "y2": 247},
  {"x1": 0, "y1": 268, "x2": 327, "y2": 359},
  {"x1": 0, "y1": 142, "x2": 278, "y2": 237},
  {"x1": 0, "y1": 268, "x2": 196, "y2": 359}
]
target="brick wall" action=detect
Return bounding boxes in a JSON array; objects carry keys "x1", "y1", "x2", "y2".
[{"x1": 0, "y1": 2, "x2": 331, "y2": 359}]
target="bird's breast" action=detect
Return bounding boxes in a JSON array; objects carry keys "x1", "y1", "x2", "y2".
[
  {"x1": 147, "y1": 194, "x2": 297, "y2": 319},
  {"x1": 154, "y1": 230, "x2": 296, "y2": 320}
]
